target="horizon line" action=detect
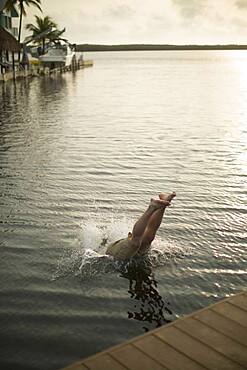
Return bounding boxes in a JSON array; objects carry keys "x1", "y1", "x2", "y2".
[
  {"x1": 76, "y1": 43, "x2": 247, "y2": 51},
  {"x1": 78, "y1": 43, "x2": 247, "y2": 46}
]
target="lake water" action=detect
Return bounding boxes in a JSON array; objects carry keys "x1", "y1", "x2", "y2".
[{"x1": 0, "y1": 50, "x2": 246, "y2": 370}]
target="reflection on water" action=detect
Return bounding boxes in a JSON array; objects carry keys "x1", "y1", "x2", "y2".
[
  {"x1": 1, "y1": 50, "x2": 247, "y2": 370},
  {"x1": 119, "y1": 258, "x2": 172, "y2": 331}
]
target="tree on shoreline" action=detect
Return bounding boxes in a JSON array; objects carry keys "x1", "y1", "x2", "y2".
[
  {"x1": 4, "y1": 0, "x2": 42, "y2": 43},
  {"x1": 26, "y1": 15, "x2": 65, "y2": 53}
]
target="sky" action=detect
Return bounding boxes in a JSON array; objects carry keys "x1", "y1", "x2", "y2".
[{"x1": 22, "y1": 0, "x2": 247, "y2": 45}]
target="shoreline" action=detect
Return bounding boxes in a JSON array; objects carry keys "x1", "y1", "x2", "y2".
[
  {"x1": 77, "y1": 43, "x2": 247, "y2": 52},
  {"x1": 0, "y1": 59, "x2": 93, "y2": 83}
]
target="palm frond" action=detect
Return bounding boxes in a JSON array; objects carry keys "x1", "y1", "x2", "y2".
[
  {"x1": 26, "y1": 0, "x2": 42, "y2": 12},
  {"x1": 4, "y1": 0, "x2": 42, "y2": 16},
  {"x1": 4, "y1": 0, "x2": 17, "y2": 12},
  {"x1": 25, "y1": 14, "x2": 64, "y2": 43}
]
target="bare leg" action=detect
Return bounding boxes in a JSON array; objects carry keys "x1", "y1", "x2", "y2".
[
  {"x1": 140, "y1": 208, "x2": 166, "y2": 246},
  {"x1": 140, "y1": 192, "x2": 176, "y2": 248},
  {"x1": 106, "y1": 193, "x2": 175, "y2": 259},
  {"x1": 131, "y1": 199, "x2": 168, "y2": 245}
]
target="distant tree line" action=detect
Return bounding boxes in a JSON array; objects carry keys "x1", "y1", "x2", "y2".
[
  {"x1": 76, "y1": 44, "x2": 247, "y2": 52},
  {"x1": 4, "y1": 2, "x2": 247, "y2": 53}
]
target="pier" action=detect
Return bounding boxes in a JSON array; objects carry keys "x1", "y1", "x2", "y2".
[
  {"x1": 0, "y1": 60, "x2": 93, "y2": 83},
  {"x1": 62, "y1": 291, "x2": 247, "y2": 370}
]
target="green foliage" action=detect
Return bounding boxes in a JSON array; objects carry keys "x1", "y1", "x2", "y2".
[
  {"x1": 4, "y1": 0, "x2": 42, "y2": 42},
  {"x1": 4, "y1": 0, "x2": 42, "y2": 16},
  {"x1": 26, "y1": 15, "x2": 65, "y2": 52},
  {"x1": 26, "y1": 15, "x2": 57, "y2": 35}
]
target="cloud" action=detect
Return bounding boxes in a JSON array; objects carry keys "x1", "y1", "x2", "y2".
[
  {"x1": 22, "y1": 0, "x2": 247, "y2": 44},
  {"x1": 104, "y1": 4, "x2": 135, "y2": 19},
  {"x1": 235, "y1": 0, "x2": 247, "y2": 9},
  {"x1": 171, "y1": 0, "x2": 206, "y2": 18}
]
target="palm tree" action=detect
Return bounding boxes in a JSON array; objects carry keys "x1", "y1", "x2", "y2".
[
  {"x1": 4, "y1": 0, "x2": 42, "y2": 43},
  {"x1": 26, "y1": 15, "x2": 65, "y2": 53}
]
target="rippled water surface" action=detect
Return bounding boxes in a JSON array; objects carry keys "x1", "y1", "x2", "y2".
[{"x1": 0, "y1": 51, "x2": 247, "y2": 370}]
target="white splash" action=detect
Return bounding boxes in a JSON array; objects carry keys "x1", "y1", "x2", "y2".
[{"x1": 52, "y1": 215, "x2": 191, "y2": 280}]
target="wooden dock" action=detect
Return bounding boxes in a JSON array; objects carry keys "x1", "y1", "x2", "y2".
[
  {"x1": 62, "y1": 291, "x2": 247, "y2": 370},
  {"x1": 0, "y1": 60, "x2": 93, "y2": 83}
]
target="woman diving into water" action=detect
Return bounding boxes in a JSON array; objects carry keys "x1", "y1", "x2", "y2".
[{"x1": 106, "y1": 192, "x2": 176, "y2": 259}]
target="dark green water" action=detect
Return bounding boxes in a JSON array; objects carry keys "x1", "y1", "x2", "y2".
[{"x1": 0, "y1": 51, "x2": 246, "y2": 369}]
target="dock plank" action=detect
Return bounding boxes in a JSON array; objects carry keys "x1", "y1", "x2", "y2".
[
  {"x1": 194, "y1": 308, "x2": 247, "y2": 347},
  {"x1": 61, "y1": 291, "x2": 247, "y2": 370},
  {"x1": 155, "y1": 326, "x2": 244, "y2": 370},
  {"x1": 175, "y1": 316, "x2": 247, "y2": 368},
  {"x1": 134, "y1": 334, "x2": 205, "y2": 370},
  {"x1": 62, "y1": 361, "x2": 89, "y2": 370},
  {"x1": 212, "y1": 302, "x2": 247, "y2": 327},
  {"x1": 229, "y1": 294, "x2": 247, "y2": 311},
  {"x1": 111, "y1": 344, "x2": 165, "y2": 370},
  {"x1": 84, "y1": 354, "x2": 128, "y2": 370}
]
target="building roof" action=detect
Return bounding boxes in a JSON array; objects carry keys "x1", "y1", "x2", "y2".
[
  {"x1": 0, "y1": 0, "x2": 18, "y2": 16},
  {"x1": 0, "y1": 26, "x2": 20, "y2": 51},
  {"x1": 11, "y1": 6, "x2": 19, "y2": 17}
]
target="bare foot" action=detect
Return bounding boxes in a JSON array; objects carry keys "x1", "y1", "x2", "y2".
[
  {"x1": 150, "y1": 198, "x2": 170, "y2": 209},
  {"x1": 159, "y1": 191, "x2": 176, "y2": 205}
]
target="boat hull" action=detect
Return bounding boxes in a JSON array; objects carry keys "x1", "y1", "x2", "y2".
[{"x1": 39, "y1": 45, "x2": 76, "y2": 68}]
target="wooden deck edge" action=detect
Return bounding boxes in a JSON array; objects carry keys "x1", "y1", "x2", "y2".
[
  {"x1": 0, "y1": 60, "x2": 93, "y2": 83},
  {"x1": 61, "y1": 290, "x2": 246, "y2": 370}
]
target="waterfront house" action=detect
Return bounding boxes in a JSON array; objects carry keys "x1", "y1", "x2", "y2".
[
  {"x1": 0, "y1": 0, "x2": 20, "y2": 79},
  {"x1": 0, "y1": 0, "x2": 18, "y2": 37}
]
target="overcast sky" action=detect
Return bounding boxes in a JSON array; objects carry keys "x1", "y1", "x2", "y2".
[{"x1": 22, "y1": 0, "x2": 247, "y2": 44}]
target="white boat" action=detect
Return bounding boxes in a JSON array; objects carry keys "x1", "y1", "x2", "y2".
[{"x1": 39, "y1": 42, "x2": 76, "y2": 68}]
